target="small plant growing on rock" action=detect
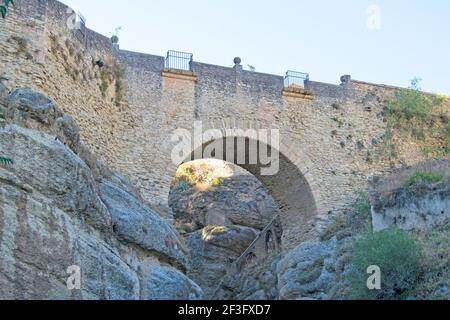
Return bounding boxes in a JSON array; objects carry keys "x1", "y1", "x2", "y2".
[
  {"x1": 347, "y1": 228, "x2": 423, "y2": 300},
  {"x1": 203, "y1": 225, "x2": 228, "y2": 236},
  {"x1": 296, "y1": 257, "x2": 325, "y2": 285},
  {"x1": 382, "y1": 78, "x2": 447, "y2": 158},
  {"x1": 404, "y1": 171, "x2": 444, "y2": 187},
  {"x1": 0, "y1": 0, "x2": 14, "y2": 18},
  {"x1": 110, "y1": 26, "x2": 122, "y2": 44},
  {"x1": 211, "y1": 177, "x2": 225, "y2": 187},
  {"x1": 9, "y1": 35, "x2": 32, "y2": 60},
  {"x1": 0, "y1": 156, "x2": 13, "y2": 165},
  {"x1": 352, "y1": 192, "x2": 371, "y2": 218}
]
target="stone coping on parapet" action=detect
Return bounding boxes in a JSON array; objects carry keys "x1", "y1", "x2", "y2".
[
  {"x1": 281, "y1": 87, "x2": 314, "y2": 100},
  {"x1": 162, "y1": 69, "x2": 198, "y2": 82}
]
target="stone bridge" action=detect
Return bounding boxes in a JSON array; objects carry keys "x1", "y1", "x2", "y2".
[
  {"x1": 1, "y1": 0, "x2": 428, "y2": 251},
  {"x1": 115, "y1": 50, "x2": 401, "y2": 250}
]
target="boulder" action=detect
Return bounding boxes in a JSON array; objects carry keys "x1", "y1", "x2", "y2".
[
  {"x1": 218, "y1": 254, "x2": 281, "y2": 300},
  {"x1": 277, "y1": 238, "x2": 339, "y2": 300},
  {"x1": 0, "y1": 124, "x2": 111, "y2": 231},
  {"x1": 0, "y1": 178, "x2": 139, "y2": 300},
  {"x1": 145, "y1": 266, "x2": 204, "y2": 300},
  {"x1": 53, "y1": 115, "x2": 80, "y2": 152},
  {"x1": 99, "y1": 180, "x2": 186, "y2": 268},
  {"x1": 186, "y1": 225, "x2": 258, "y2": 297},
  {"x1": 6, "y1": 88, "x2": 63, "y2": 128},
  {"x1": 0, "y1": 88, "x2": 200, "y2": 300},
  {"x1": 4, "y1": 88, "x2": 82, "y2": 156}
]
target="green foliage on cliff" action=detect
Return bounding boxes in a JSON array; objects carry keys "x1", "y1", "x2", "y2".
[
  {"x1": 0, "y1": 0, "x2": 14, "y2": 18},
  {"x1": 415, "y1": 223, "x2": 450, "y2": 300},
  {"x1": 382, "y1": 78, "x2": 447, "y2": 158},
  {"x1": 0, "y1": 156, "x2": 13, "y2": 165},
  {"x1": 385, "y1": 78, "x2": 442, "y2": 125},
  {"x1": 444, "y1": 120, "x2": 450, "y2": 145},
  {"x1": 347, "y1": 228, "x2": 423, "y2": 300},
  {"x1": 296, "y1": 257, "x2": 325, "y2": 284},
  {"x1": 404, "y1": 171, "x2": 444, "y2": 187}
]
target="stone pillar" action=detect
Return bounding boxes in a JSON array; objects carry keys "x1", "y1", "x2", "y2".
[
  {"x1": 340, "y1": 74, "x2": 352, "y2": 85},
  {"x1": 233, "y1": 57, "x2": 243, "y2": 72}
]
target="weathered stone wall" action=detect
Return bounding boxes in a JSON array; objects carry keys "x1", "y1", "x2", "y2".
[
  {"x1": 0, "y1": 0, "x2": 135, "y2": 171},
  {"x1": 1, "y1": 0, "x2": 448, "y2": 251}
]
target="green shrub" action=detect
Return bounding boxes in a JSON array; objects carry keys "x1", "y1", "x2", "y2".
[
  {"x1": 0, "y1": 156, "x2": 13, "y2": 165},
  {"x1": 414, "y1": 223, "x2": 450, "y2": 300},
  {"x1": 346, "y1": 228, "x2": 423, "y2": 300},
  {"x1": 382, "y1": 78, "x2": 445, "y2": 158},
  {"x1": 443, "y1": 121, "x2": 450, "y2": 143},
  {"x1": 320, "y1": 217, "x2": 347, "y2": 241},
  {"x1": 404, "y1": 172, "x2": 444, "y2": 187},
  {"x1": 386, "y1": 89, "x2": 429, "y2": 123}
]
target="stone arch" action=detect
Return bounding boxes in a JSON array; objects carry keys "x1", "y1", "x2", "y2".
[{"x1": 167, "y1": 117, "x2": 323, "y2": 251}]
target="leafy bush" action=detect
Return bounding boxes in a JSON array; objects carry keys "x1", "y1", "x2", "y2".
[
  {"x1": 404, "y1": 172, "x2": 444, "y2": 187},
  {"x1": 347, "y1": 228, "x2": 423, "y2": 300}
]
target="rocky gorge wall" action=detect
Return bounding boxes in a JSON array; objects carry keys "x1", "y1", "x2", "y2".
[
  {"x1": 0, "y1": 85, "x2": 203, "y2": 299},
  {"x1": 1, "y1": 0, "x2": 449, "y2": 252}
]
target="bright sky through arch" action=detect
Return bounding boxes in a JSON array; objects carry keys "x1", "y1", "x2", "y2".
[{"x1": 61, "y1": 0, "x2": 450, "y2": 95}]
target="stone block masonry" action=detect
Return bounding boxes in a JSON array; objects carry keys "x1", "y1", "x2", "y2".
[{"x1": 1, "y1": 0, "x2": 448, "y2": 251}]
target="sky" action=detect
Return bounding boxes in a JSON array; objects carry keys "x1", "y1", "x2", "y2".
[{"x1": 61, "y1": 0, "x2": 450, "y2": 94}]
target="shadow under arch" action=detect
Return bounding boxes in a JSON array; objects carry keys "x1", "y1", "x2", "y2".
[{"x1": 177, "y1": 135, "x2": 319, "y2": 251}]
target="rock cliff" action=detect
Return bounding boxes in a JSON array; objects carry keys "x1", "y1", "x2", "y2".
[{"x1": 0, "y1": 84, "x2": 203, "y2": 300}]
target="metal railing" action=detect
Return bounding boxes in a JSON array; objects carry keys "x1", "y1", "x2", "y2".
[
  {"x1": 284, "y1": 70, "x2": 309, "y2": 89},
  {"x1": 165, "y1": 50, "x2": 193, "y2": 72}
]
